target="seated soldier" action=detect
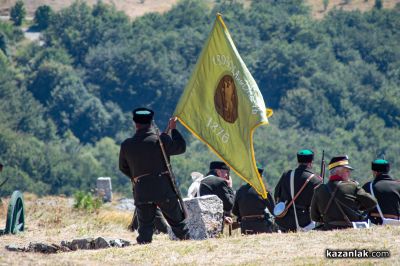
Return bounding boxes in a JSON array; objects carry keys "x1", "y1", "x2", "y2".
[
  {"x1": 274, "y1": 149, "x2": 322, "y2": 232},
  {"x1": 233, "y1": 167, "x2": 275, "y2": 235},
  {"x1": 362, "y1": 159, "x2": 400, "y2": 225},
  {"x1": 311, "y1": 155, "x2": 377, "y2": 230},
  {"x1": 199, "y1": 161, "x2": 235, "y2": 219}
]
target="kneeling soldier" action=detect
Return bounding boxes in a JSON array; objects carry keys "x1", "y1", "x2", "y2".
[
  {"x1": 311, "y1": 155, "x2": 377, "y2": 230},
  {"x1": 362, "y1": 159, "x2": 400, "y2": 225},
  {"x1": 232, "y1": 168, "x2": 275, "y2": 235}
]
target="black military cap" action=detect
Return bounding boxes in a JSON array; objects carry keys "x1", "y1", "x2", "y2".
[
  {"x1": 372, "y1": 159, "x2": 390, "y2": 173},
  {"x1": 132, "y1": 107, "x2": 154, "y2": 124},
  {"x1": 328, "y1": 155, "x2": 354, "y2": 170},
  {"x1": 209, "y1": 161, "x2": 230, "y2": 171},
  {"x1": 297, "y1": 149, "x2": 314, "y2": 163}
]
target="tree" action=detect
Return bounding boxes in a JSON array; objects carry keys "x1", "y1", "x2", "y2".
[
  {"x1": 10, "y1": 0, "x2": 26, "y2": 26},
  {"x1": 0, "y1": 32, "x2": 8, "y2": 56},
  {"x1": 323, "y1": 0, "x2": 329, "y2": 11},
  {"x1": 34, "y1": 5, "x2": 54, "y2": 30},
  {"x1": 374, "y1": 0, "x2": 383, "y2": 10}
]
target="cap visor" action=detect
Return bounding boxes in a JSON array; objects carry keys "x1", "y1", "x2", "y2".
[{"x1": 344, "y1": 165, "x2": 354, "y2": 170}]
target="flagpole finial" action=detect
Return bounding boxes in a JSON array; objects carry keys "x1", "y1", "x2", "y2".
[{"x1": 216, "y1": 13, "x2": 227, "y2": 29}]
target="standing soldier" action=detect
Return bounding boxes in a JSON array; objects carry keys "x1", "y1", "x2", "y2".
[
  {"x1": 274, "y1": 149, "x2": 322, "y2": 232},
  {"x1": 362, "y1": 159, "x2": 400, "y2": 225},
  {"x1": 233, "y1": 168, "x2": 275, "y2": 234},
  {"x1": 119, "y1": 107, "x2": 189, "y2": 244},
  {"x1": 311, "y1": 155, "x2": 377, "y2": 230}
]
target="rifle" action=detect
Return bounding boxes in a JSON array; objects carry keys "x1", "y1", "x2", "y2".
[
  {"x1": 152, "y1": 120, "x2": 188, "y2": 219},
  {"x1": 320, "y1": 150, "x2": 326, "y2": 183}
]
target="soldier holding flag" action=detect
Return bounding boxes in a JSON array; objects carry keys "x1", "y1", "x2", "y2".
[{"x1": 119, "y1": 108, "x2": 189, "y2": 244}]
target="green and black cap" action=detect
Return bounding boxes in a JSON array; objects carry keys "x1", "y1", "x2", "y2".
[
  {"x1": 371, "y1": 159, "x2": 390, "y2": 173},
  {"x1": 297, "y1": 149, "x2": 314, "y2": 163}
]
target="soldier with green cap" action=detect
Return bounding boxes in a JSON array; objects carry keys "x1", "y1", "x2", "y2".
[
  {"x1": 274, "y1": 149, "x2": 322, "y2": 232},
  {"x1": 119, "y1": 107, "x2": 189, "y2": 244},
  {"x1": 362, "y1": 159, "x2": 400, "y2": 225},
  {"x1": 311, "y1": 155, "x2": 377, "y2": 230}
]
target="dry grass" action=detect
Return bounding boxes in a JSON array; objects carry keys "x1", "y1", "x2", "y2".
[
  {"x1": 1, "y1": 194, "x2": 399, "y2": 265},
  {"x1": 1, "y1": 0, "x2": 398, "y2": 20},
  {"x1": 307, "y1": 0, "x2": 400, "y2": 19}
]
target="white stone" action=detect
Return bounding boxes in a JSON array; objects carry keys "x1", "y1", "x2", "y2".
[
  {"x1": 96, "y1": 177, "x2": 112, "y2": 202},
  {"x1": 169, "y1": 195, "x2": 224, "y2": 240}
]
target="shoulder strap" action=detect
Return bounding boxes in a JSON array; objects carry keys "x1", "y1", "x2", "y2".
[
  {"x1": 290, "y1": 170, "x2": 300, "y2": 230},
  {"x1": 323, "y1": 184, "x2": 339, "y2": 216},
  {"x1": 329, "y1": 182, "x2": 352, "y2": 225},
  {"x1": 284, "y1": 171, "x2": 315, "y2": 213},
  {"x1": 370, "y1": 182, "x2": 385, "y2": 220}
]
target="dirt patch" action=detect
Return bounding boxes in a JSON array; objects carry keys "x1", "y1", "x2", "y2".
[
  {"x1": 307, "y1": 0, "x2": 400, "y2": 19},
  {"x1": 0, "y1": 0, "x2": 180, "y2": 18},
  {"x1": 0, "y1": 0, "x2": 399, "y2": 19}
]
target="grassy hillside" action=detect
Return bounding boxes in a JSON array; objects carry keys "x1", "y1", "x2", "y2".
[
  {"x1": 0, "y1": 0, "x2": 399, "y2": 19},
  {"x1": 0, "y1": 194, "x2": 399, "y2": 265}
]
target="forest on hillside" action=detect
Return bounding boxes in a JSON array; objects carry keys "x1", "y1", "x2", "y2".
[{"x1": 0, "y1": 0, "x2": 399, "y2": 197}]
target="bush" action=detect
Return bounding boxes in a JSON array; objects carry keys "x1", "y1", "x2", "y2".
[{"x1": 73, "y1": 191, "x2": 102, "y2": 211}]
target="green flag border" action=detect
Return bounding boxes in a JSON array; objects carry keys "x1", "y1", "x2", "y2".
[{"x1": 177, "y1": 114, "x2": 270, "y2": 199}]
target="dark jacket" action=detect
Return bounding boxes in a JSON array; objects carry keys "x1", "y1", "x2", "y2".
[
  {"x1": 274, "y1": 165, "x2": 322, "y2": 231},
  {"x1": 199, "y1": 174, "x2": 235, "y2": 213},
  {"x1": 119, "y1": 127, "x2": 186, "y2": 204},
  {"x1": 233, "y1": 184, "x2": 275, "y2": 219},
  {"x1": 311, "y1": 180, "x2": 377, "y2": 230},
  {"x1": 362, "y1": 174, "x2": 400, "y2": 224}
]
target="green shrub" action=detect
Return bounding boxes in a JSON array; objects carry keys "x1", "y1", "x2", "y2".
[{"x1": 73, "y1": 191, "x2": 102, "y2": 211}]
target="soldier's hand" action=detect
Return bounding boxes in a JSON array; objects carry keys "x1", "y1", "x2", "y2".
[
  {"x1": 224, "y1": 216, "x2": 233, "y2": 224},
  {"x1": 226, "y1": 175, "x2": 233, "y2": 188},
  {"x1": 168, "y1": 117, "x2": 178, "y2": 130}
]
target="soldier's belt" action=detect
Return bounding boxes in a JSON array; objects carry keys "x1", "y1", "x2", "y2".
[
  {"x1": 370, "y1": 212, "x2": 400, "y2": 220},
  {"x1": 241, "y1": 214, "x2": 265, "y2": 221},
  {"x1": 132, "y1": 171, "x2": 169, "y2": 183},
  {"x1": 327, "y1": 220, "x2": 351, "y2": 227}
]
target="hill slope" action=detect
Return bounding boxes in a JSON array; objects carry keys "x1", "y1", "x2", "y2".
[{"x1": 0, "y1": 0, "x2": 399, "y2": 19}]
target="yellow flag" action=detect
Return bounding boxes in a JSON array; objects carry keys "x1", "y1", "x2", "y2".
[{"x1": 174, "y1": 14, "x2": 273, "y2": 198}]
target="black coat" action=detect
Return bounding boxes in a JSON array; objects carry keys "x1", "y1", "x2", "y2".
[
  {"x1": 311, "y1": 180, "x2": 377, "y2": 229},
  {"x1": 274, "y1": 165, "x2": 322, "y2": 231},
  {"x1": 232, "y1": 184, "x2": 275, "y2": 219},
  {"x1": 119, "y1": 127, "x2": 186, "y2": 204},
  {"x1": 199, "y1": 174, "x2": 235, "y2": 213},
  {"x1": 362, "y1": 174, "x2": 400, "y2": 223}
]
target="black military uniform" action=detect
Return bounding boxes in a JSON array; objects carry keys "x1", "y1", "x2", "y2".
[
  {"x1": 274, "y1": 150, "x2": 321, "y2": 232},
  {"x1": 233, "y1": 168, "x2": 275, "y2": 234},
  {"x1": 130, "y1": 208, "x2": 169, "y2": 234},
  {"x1": 362, "y1": 159, "x2": 400, "y2": 224},
  {"x1": 199, "y1": 161, "x2": 235, "y2": 214},
  {"x1": 119, "y1": 108, "x2": 189, "y2": 244},
  {"x1": 311, "y1": 155, "x2": 377, "y2": 230}
]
